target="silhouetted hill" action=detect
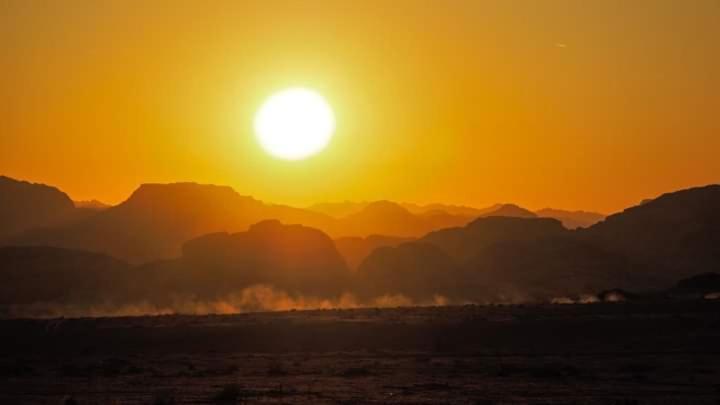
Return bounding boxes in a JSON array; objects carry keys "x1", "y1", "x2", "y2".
[
  {"x1": 536, "y1": 208, "x2": 605, "y2": 229},
  {"x1": 174, "y1": 220, "x2": 349, "y2": 298},
  {"x1": 334, "y1": 235, "x2": 414, "y2": 270},
  {"x1": 0, "y1": 246, "x2": 131, "y2": 316},
  {"x1": 335, "y1": 201, "x2": 474, "y2": 238},
  {"x1": 467, "y1": 235, "x2": 641, "y2": 302},
  {"x1": 6, "y1": 181, "x2": 481, "y2": 262},
  {"x1": 580, "y1": 184, "x2": 720, "y2": 285},
  {"x1": 419, "y1": 209, "x2": 474, "y2": 231},
  {"x1": 9, "y1": 182, "x2": 334, "y2": 264},
  {"x1": 356, "y1": 242, "x2": 463, "y2": 301},
  {"x1": 310, "y1": 200, "x2": 547, "y2": 237},
  {"x1": 311, "y1": 201, "x2": 498, "y2": 219},
  {"x1": 480, "y1": 204, "x2": 537, "y2": 219},
  {"x1": 0, "y1": 176, "x2": 79, "y2": 239},
  {"x1": 422, "y1": 216, "x2": 567, "y2": 262},
  {"x1": 337, "y1": 201, "x2": 424, "y2": 237}
]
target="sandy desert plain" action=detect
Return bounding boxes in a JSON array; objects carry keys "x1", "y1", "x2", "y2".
[{"x1": 1, "y1": 300, "x2": 719, "y2": 404}]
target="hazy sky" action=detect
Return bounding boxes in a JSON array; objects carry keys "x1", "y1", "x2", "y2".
[{"x1": 2, "y1": 0, "x2": 719, "y2": 213}]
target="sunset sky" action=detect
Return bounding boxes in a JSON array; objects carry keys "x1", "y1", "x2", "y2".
[{"x1": 2, "y1": 0, "x2": 719, "y2": 213}]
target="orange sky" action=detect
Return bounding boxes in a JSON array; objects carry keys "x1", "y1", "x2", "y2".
[{"x1": 2, "y1": 0, "x2": 719, "y2": 213}]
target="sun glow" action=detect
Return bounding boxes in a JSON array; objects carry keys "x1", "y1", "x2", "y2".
[{"x1": 254, "y1": 88, "x2": 335, "y2": 160}]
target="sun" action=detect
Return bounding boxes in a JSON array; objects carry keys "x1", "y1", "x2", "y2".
[{"x1": 254, "y1": 88, "x2": 335, "y2": 160}]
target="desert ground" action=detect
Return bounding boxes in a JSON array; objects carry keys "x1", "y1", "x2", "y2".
[{"x1": 1, "y1": 300, "x2": 719, "y2": 404}]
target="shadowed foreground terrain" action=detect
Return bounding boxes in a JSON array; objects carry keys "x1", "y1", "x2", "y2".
[{"x1": 1, "y1": 301, "x2": 719, "y2": 404}]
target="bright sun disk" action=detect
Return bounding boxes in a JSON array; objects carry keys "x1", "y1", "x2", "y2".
[{"x1": 254, "y1": 88, "x2": 335, "y2": 160}]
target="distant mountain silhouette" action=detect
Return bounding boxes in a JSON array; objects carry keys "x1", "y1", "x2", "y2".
[
  {"x1": 356, "y1": 185, "x2": 720, "y2": 302},
  {"x1": 306, "y1": 201, "x2": 369, "y2": 218},
  {"x1": 8, "y1": 182, "x2": 334, "y2": 263},
  {"x1": 73, "y1": 199, "x2": 111, "y2": 210},
  {"x1": 480, "y1": 204, "x2": 537, "y2": 219},
  {"x1": 4, "y1": 179, "x2": 496, "y2": 262},
  {"x1": 310, "y1": 200, "x2": 594, "y2": 236},
  {"x1": 536, "y1": 208, "x2": 605, "y2": 229},
  {"x1": 334, "y1": 235, "x2": 413, "y2": 269},
  {"x1": 401, "y1": 202, "x2": 500, "y2": 217},
  {"x1": 3, "y1": 176, "x2": 720, "y2": 315},
  {"x1": 0, "y1": 176, "x2": 80, "y2": 240},
  {"x1": 333, "y1": 200, "x2": 473, "y2": 238},
  {"x1": 310, "y1": 201, "x2": 498, "y2": 218}
]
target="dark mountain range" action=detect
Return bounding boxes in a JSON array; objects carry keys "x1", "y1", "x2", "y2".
[
  {"x1": 0, "y1": 176, "x2": 80, "y2": 239},
  {"x1": 7, "y1": 182, "x2": 334, "y2": 264},
  {"x1": 0, "y1": 175, "x2": 591, "y2": 265},
  {"x1": 0, "y1": 221, "x2": 350, "y2": 316},
  {"x1": 310, "y1": 200, "x2": 607, "y2": 231},
  {"x1": 356, "y1": 185, "x2": 720, "y2": 302},
  {"x1": 356, "y1": 216, "x2": 616, "y2": 303},
  {"x1": 421, "y1": 216, "x2": 566, "y2": 262},
  {"x1": 579, "y1": 185, "x2": 720, "y2": 284},
  {"x1": 2, "y1": 175, "x2": 719, "y2": 316},
  {"x1": 1, "y1": 177, "x2": 487, "y2": 262}
]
